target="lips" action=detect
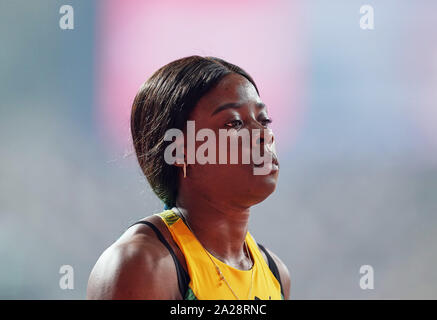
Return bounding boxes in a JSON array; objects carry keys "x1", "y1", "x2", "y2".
[
  {"x1": 271, "y1": 154, "x2": 279, "y2": 166},
  {"x1": 253, "y1": 152, "x2": 279, "y2": 168}
]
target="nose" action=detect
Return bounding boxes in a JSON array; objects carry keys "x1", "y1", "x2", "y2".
[
  {"x1": 252, "y1": 125, "x2": 274, "y2": 148},
  {"x1": 250, "y1": 125, "x2": 275, "y2": 165}
]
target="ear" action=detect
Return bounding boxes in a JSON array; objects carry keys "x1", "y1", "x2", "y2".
[{"x1": 173, "y1": 132, "x2": 186, "y2": 168}]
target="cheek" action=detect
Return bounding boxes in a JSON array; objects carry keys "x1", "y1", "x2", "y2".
[
  {"x1": 189, "y1": 129, "x2": 278, "y2": 179},
  {"x1": 192, "y1": 162, "x2": 251, "y2": 178},
  {"x1": 218, "y1": 131, "x2": 254, "y2": 165}
]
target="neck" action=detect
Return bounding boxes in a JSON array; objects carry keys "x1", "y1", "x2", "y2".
[{"x1": 174, "y1": 195, "x2": 251, "y2": 268}]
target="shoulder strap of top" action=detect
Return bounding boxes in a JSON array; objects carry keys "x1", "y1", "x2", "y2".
[
  {"x1": 128, "y1": 220, "x2": 190, "y2": 299},
  {"x1": 257, "y1": 243, "x2": 284, "y2": 297}
]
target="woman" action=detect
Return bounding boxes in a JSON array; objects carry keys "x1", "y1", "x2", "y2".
[{"x1": 87, "y1": 56, "x2": 291, "y2": 300}]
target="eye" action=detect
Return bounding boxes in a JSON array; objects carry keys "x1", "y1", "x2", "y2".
[
  {"x1": 260, "y1": 117, "x2": 273, "y2": 128},
  {"x1": 225, "y1": 119, "x2": 243, "y2": 129}
]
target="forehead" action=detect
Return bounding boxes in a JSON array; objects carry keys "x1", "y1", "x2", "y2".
[{"x1": 191, "y1": 73, "x2": 261, "y2": 118}]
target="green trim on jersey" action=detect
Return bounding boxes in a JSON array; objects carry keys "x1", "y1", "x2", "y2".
[
  {"x1": 184, "y1": 287, "x2": 198, "y2": 300},
  {"x1": 158, "y1": 210, "x2": 180, "y2": 226}
]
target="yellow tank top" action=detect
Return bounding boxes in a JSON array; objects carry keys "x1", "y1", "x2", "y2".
[{"x1": 155, "y1": 210, "x2": 283, "y2": 300}]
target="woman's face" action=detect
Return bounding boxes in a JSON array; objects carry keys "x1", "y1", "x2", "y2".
[{"x1": 182, "y1": 73, "x2": 279, "y2": 208}]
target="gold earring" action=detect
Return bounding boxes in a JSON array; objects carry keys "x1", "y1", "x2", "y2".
[{"x1": 183, "y1": 162, "x2": 186, "y2": 178}]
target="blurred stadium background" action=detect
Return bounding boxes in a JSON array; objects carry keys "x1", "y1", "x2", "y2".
[{"x1": 0, "y1": 0, "x2": 436, "y2": 299}]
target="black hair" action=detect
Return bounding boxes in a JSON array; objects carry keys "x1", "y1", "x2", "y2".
[{"x1": 130, "y1": 55, "x2": 259, "y2": 208}]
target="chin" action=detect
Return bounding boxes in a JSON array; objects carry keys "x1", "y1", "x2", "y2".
[{"x1": 247, "y1": 171, "x2": 279, "y2": 205}]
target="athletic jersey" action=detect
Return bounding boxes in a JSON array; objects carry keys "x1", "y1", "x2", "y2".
[{"x1": 129, "y1": 209, "x2": 284, "y2": 300}]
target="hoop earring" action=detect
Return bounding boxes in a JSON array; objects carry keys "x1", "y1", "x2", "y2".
[{"x1": 183, "y1": 162, "x2": 186, "y2": 178}]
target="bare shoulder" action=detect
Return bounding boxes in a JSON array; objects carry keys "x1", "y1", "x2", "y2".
[
  {"x1": 258, "y1": 245, "x2": 291, "y2": 300},
  {"x1": 86, "y1": 216, "x2": 181, "y2": 300}
]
